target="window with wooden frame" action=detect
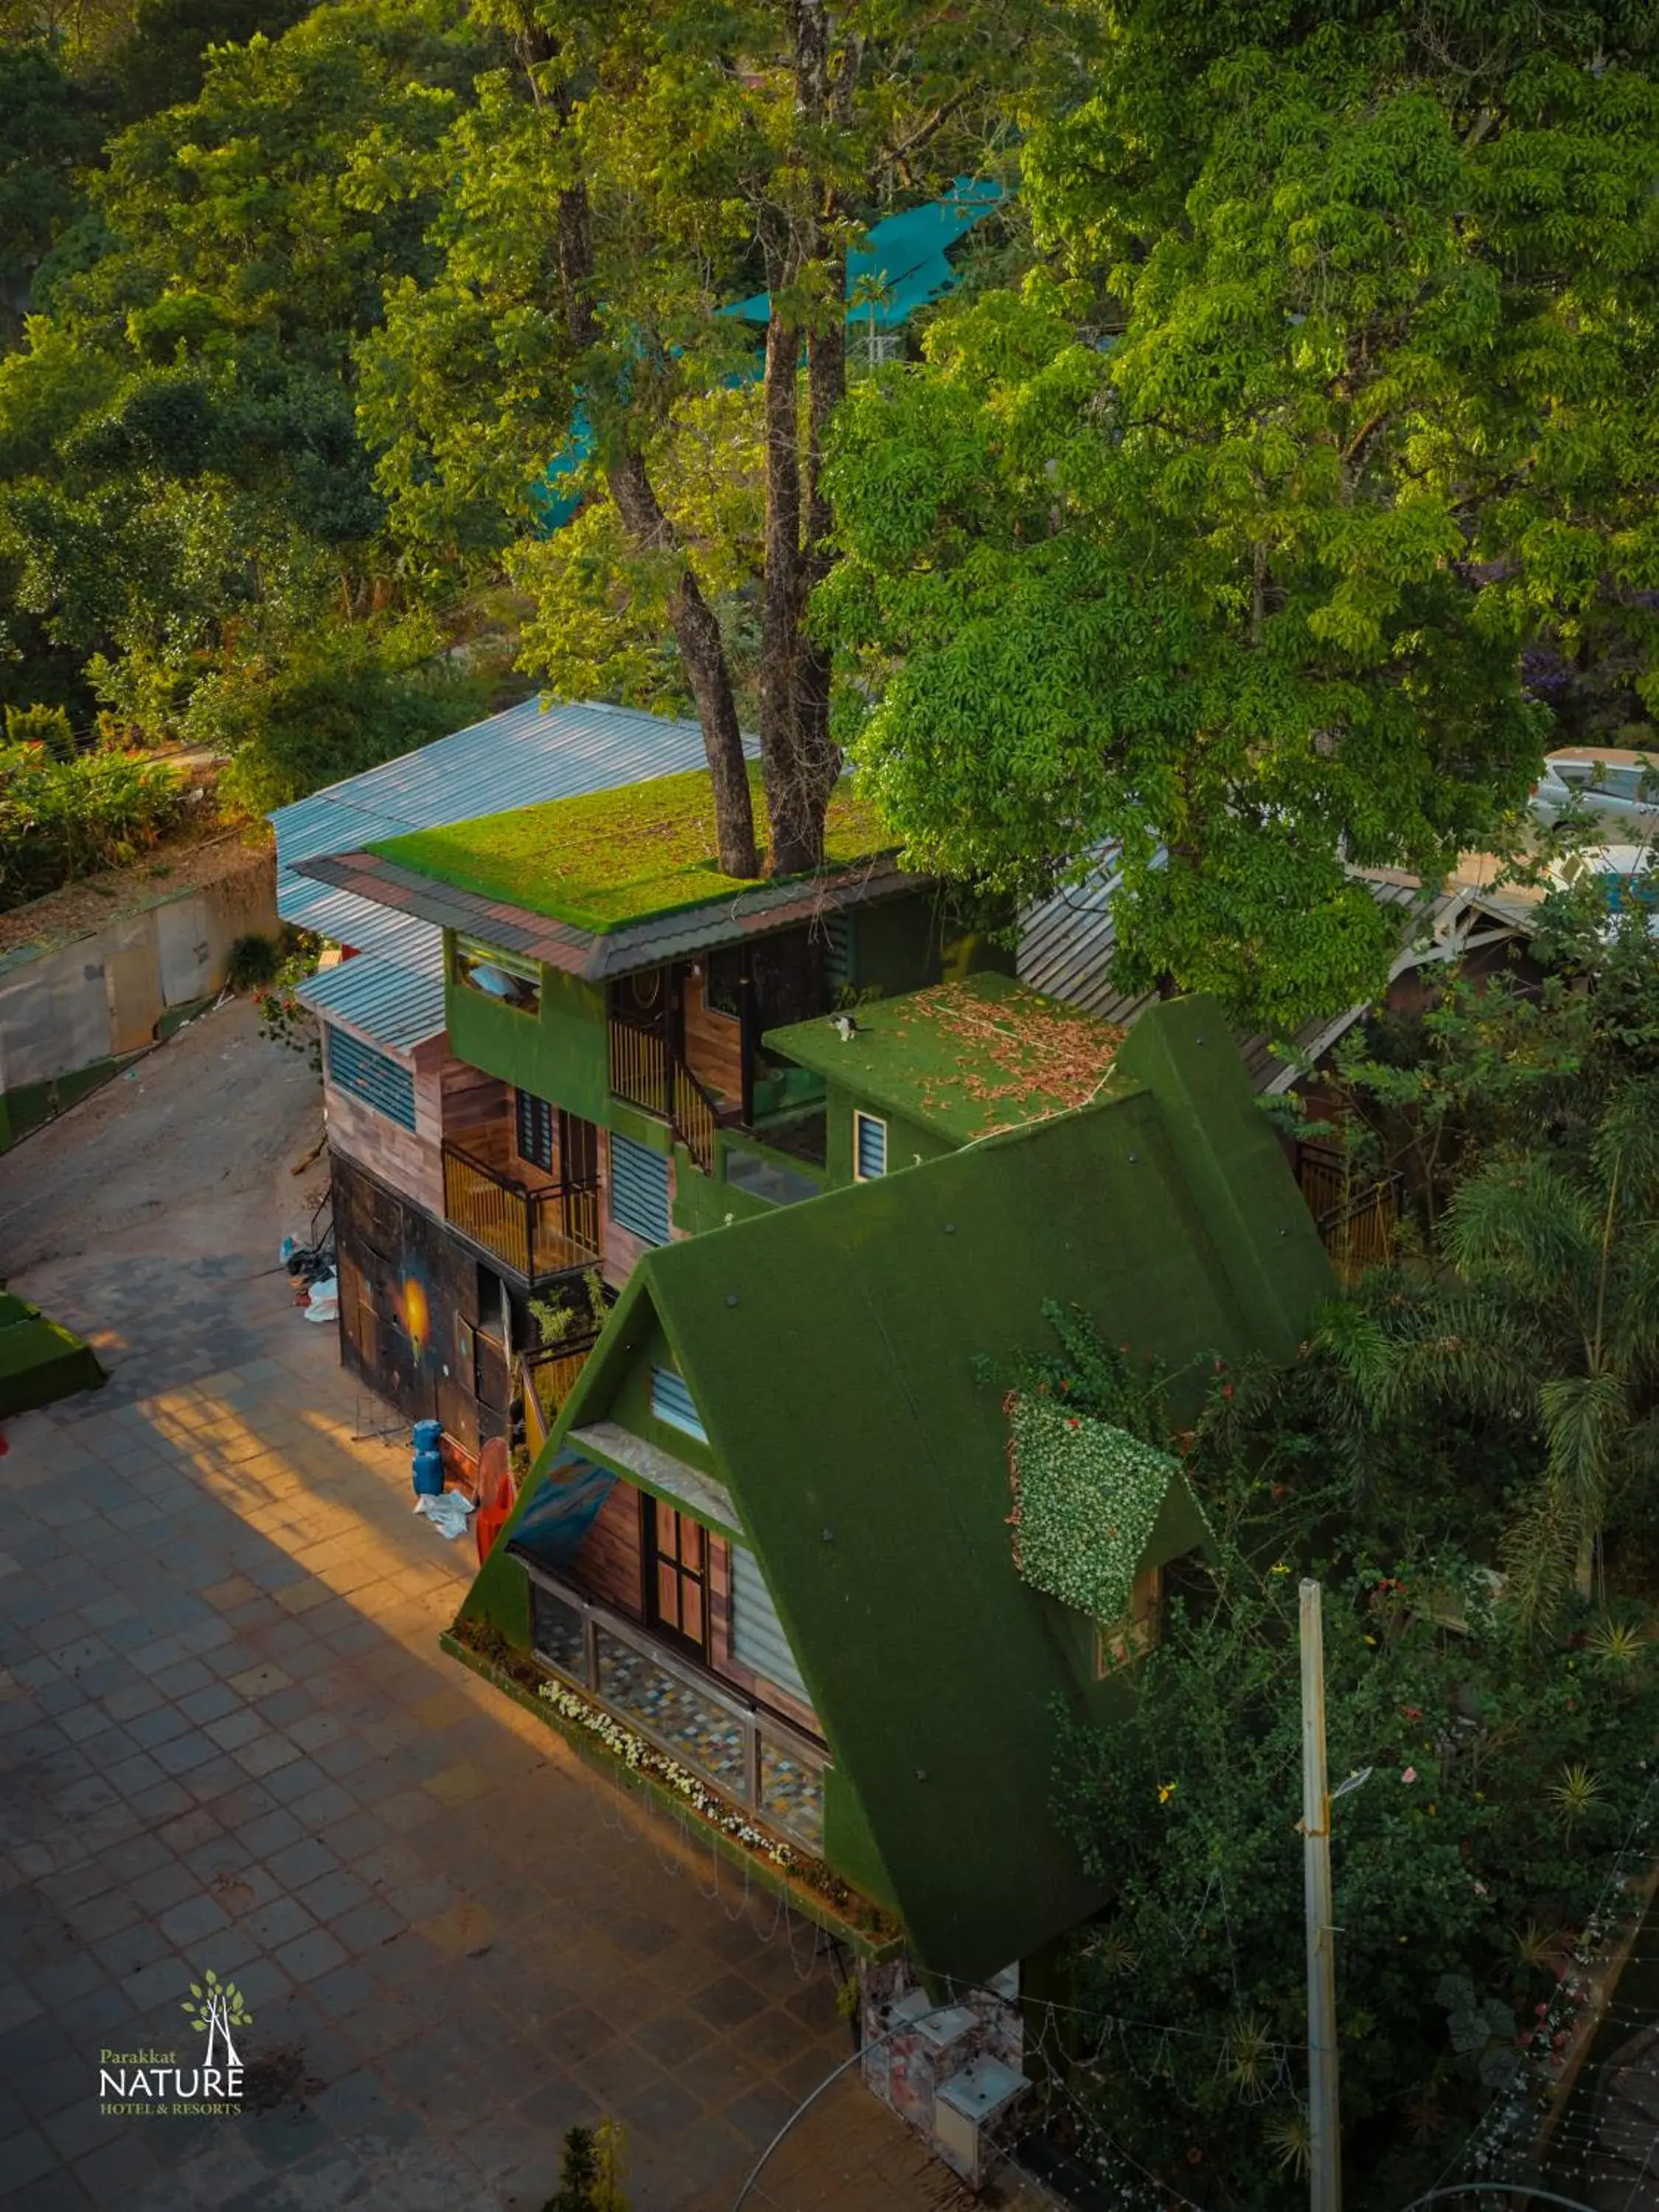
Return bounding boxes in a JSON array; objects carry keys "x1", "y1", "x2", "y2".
[
  {"x1": 1093, "y1": 1564, "x2": 1164, "y2": 1678},
  {"x1": 514, "y1": 1088, "x2": 555, "y2": 1172},
  {"x1": 644, "y1": 1498, "x2": 709, "y2": 1658},
  {"x1": 852, "y1": 1110, "x2": 887, "y2": 1180}
]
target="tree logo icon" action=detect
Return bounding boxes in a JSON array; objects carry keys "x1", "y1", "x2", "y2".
[{"x1": 180, "y1": 1969, "x2": 252, "y2": 2070}]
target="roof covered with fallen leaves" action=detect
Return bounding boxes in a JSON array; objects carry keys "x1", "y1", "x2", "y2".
[{"x1": 765, "y1": 971, "x2": 1127, "y2": 1141}]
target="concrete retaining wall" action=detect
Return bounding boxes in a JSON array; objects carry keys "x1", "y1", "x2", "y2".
[{"x1": 0, "y1": 846, "x2": 278, "y2": 1150}]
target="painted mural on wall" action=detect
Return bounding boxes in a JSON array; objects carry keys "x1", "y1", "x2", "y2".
[{"x1": 332, "y1": 1154, "x2": 510, "y2": 1454}]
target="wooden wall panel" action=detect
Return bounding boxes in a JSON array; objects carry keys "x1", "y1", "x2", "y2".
[
  {"x1": 568, "y1": 1478, "x2": 644, "y2": 1619},
  {"x1": 325, "y1": 1081, "x2": 442, "y2": 1217},
  {"x1": 681, "y1": 967, "x2": 745, "y2": 1105}
]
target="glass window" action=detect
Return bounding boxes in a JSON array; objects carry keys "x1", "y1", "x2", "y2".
[
  {"x1": 854, "y1": 1110, "x2": 887, "y2": 1180},
  {"x1": 454, "y1": 936, "x2": 541, "y2": 1015},
  {"x1": 758, "y1": 1732, "x2": 825, "y2": 1851},
  {"x1": 594, "y1": 1627, "x2": 748, "y2": 1794},
  {"x1": 724, "y1": 1148, "x2": 820, "y2": 1208}
]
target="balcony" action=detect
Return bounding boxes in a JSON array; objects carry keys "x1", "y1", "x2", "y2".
[{"x1": 442, "y1": 1140, "x2": 600, "y2": 1285}]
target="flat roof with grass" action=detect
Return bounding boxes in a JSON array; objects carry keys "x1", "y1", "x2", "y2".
[
  {"x1": 366, "y1": 766, "x2": 895, "y2": 935},
  {"x1": 767, "y1": 972, "x2": 1128, "y2": 1142}
]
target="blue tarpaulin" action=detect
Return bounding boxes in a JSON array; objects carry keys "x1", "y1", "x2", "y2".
[
  {"x1": 533, "y1": 179, "x2": 1006, "y2": 531},
  {"x1": 507, "y1": 1450, "x2": 617, "y2": 1570}
]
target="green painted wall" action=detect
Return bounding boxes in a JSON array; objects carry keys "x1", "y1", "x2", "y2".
[
  {"x1": 607, "y1": 1316, "x2": 721, "y2": 1478},
  {"x1": 821, "y1": 1084, "x2": 950, "y2": 1193},
  {"x1": 673, "y1": 1132, "x2": 827, "y2": 1236},
  {"x1": 846, "y1": 890, "x2": 1015, "y2": 1003},
  {"x1": 445, "y1": 950, "x2": 609, "y2": 1121}
]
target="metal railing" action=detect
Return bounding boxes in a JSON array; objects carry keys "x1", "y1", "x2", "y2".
[
  {"x1": 1295, "y1": 1143, "x2": 1402, "y2": 1279},
  {"x1": 608, "y1": 1013, "x2": 669, "y2": 1119},
  {"x1": 523, "y1": 1334, "x2": 600, "y2": 1433},
  {"x1": 609, "y1": 1011, "x2": 723, "y2": 1175},
  {"x1": 514, "y1": 1557, "x2": 827, "y2": 1851},
  {"x1": 672, "y1": 1060, "x2": 720, "y2": 1176},
  {"x1": 442, "y1": 1140, "x2": 601, "y2": 1284}
]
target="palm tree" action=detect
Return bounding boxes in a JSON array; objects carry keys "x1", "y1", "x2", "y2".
[{"x1": 1329, "y1": 1079, "x2": 1659, "y2": 1629}]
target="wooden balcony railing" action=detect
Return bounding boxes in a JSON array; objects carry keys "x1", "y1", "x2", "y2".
[
  {"x1": 524, "y1": 1334, "x2": 600, "y2": 1435},
  {"x1": 609, "y1": 1014, "x2": 669, "y2": 1119},
  {"x1": 442, "y1": 1141, "x2": 600, "y2": 1284},
  {"x1": 1295, "y1": 1142, "x2": 1402, "y2": 1281}
]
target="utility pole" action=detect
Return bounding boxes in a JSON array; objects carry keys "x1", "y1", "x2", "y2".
[{"x1": 1300, "y1": 1577, "x2": 1341, "y2": 2212}]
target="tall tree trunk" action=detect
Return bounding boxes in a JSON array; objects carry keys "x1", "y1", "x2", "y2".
[
  {"x1": 759, "y1": 0, "x2": 846, "y2": 877},
  {"x1": 545, "y1": 79, "x2": 759, "y2": 878},
  {"x1": 759, "y1": 299, "x2": 809, "y2": 872}
]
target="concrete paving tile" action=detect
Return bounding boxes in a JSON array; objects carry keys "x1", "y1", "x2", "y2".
[{"x1": 273, "y1": 1927, "x2": 348, "y2": 1985}]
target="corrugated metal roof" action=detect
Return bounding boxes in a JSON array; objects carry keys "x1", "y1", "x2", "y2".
[
  {"x1": 1020, "y1": 850, "x2": 1526, "y2": 1093},
  {"x1": 268, "y1": 696, "x2": 731, "y2": 1052},
  {"x1": 269, "y1": 696, "x2": 720, "y2": 884},
  {"x1": 298, "y1": 955, "x2": 447, "y2": 1052}
]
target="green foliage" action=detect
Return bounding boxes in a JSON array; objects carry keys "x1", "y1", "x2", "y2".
[
  {"x1": 0, "y1": 39, "x2": 102, "y2": 325},
  {"x1": 1054, "y1": 1431, "x2": 1659, "y2": 2208},
  {"x1": 543, "y1": 2119, "x2": 628, "y2": 2212},
  {"x1": 1314, "y1": 903, "x2": 1659, "y2": 1624},
  {"x1": 0, "y1": 734, "x2": 186, "y2": 908},
  {"x1": 223, "y1": 930, "x2": 279, "y2": 988},
  {"x1": 4, "y1": 700, "x2": 74, "y2": 758},
  {"x1": 1008, "y1": 1393, "x2": 1188, "y2": 1621},
  {"x1": 0, "y1": 0, "x2": 493, "y2": 772},
  {"x1": 818, "y1": 7, "x2": 1659, "y2": 1034},
  {"x1": 195, "y1": 618, "x2": 487, "y2": 813}
]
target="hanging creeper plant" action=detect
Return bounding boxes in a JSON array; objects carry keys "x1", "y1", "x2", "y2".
[{"x1": 1006, "y1": 1392, "x2": 1196, "y2": 1623}]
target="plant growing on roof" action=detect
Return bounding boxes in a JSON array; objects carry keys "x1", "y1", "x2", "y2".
[{"x1": 1006, "y1": 1391, "x2": 1189, "y2": 1625}]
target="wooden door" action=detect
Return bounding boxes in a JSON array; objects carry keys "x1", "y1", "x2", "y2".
[{"x1": 644, "y1": 1498, "x2": 709, "y2": 1658}]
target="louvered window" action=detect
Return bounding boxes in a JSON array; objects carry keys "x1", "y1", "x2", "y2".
[
  {"x1": 610, "y1": 1133, "x2": 670, "y2": 1244},
  {"x1": 650, "y1": 1367, "x2": 707, "y2": 1443},
  {"x1": 515, "y1": 1089, "x2": 554, "y2": 1171},
  {"x1": 822, "y1": 912, "x2": 852, "y2": 991},
  {"x1": 325, "y1": 1026, "x2": 416, "y2": 1131},
  {"x1": 732, "y1": 1544, "x2": 811, "y2": 1705},
  {"x1": 853, "y1": 1110, "x2": 887, "y2": 1180}
]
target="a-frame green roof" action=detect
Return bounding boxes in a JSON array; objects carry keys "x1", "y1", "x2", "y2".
[{"x1": 470, "y1": 996, "x2": 1332, "y2": 1980}]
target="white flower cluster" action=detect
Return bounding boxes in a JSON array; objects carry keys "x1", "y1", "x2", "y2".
[{"x1": 537, "y1": 1676, "x2": 796, "y2": 1870}]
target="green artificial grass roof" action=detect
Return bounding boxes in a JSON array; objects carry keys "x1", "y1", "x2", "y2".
[
  {"x1": 366, "y1": 765, "x2": 895, "y2": 934},
  {"x1": 465, "y1": 996, "x2": 1335, "y2": 1980},
  {"x1": 767, "y1": 971, "x2": 1127, "y2": 1141}
]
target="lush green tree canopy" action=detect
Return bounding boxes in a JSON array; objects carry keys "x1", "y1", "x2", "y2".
[
  {"x1": 0, "y1": 0, "x2": 493, "y2": 743},
  {"x1": 361, "y1": 0, "x2": 1088, "y2": 875},
  {"x1": 820, "y1": 2, "x2": 1659, "y2": 1033}
]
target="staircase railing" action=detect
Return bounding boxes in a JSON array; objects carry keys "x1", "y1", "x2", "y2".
[
  {"x1": 672, "y1": 1060, "x2": 720, "y2": 1176},
  {"x1": 608, "y1": 1013, "x2": 669, "y2": 1118}
]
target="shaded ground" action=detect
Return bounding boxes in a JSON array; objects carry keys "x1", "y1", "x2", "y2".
[{"x1": 0, "y1": 1008, "x2": 1013, "y2": 2210}]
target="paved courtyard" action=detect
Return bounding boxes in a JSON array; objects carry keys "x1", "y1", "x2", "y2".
[{"x1": 0, "y1": 1004, "x2": 1008, "y2": 2211}]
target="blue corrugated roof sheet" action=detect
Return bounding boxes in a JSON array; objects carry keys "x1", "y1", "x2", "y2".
[{"x1": 271, "y1": 697, "x2": 724, "y2": 1055}]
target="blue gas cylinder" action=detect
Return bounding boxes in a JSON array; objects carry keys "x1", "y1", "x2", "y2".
[{"x1": 411, "y1": 1422, "x2": 445, "y2": 1495}]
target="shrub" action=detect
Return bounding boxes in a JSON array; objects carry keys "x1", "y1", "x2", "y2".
[
  {"x1": 0, "y1": 737, "x2": 187, "y2": 911},
  {"x1": 224, "y1": 932, "x2": 282, "y2": 989}
]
